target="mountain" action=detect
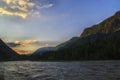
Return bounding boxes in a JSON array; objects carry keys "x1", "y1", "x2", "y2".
[
  {"x1": 81, "y1": 11, "x2": 120, "y2": 38},
  {"x1": 0, "y1": 39, "x2": 18, "y2": 61},
  {"x1": 55, "y1": 11, "x2": 120, "y2": 50},
  {"x1": 56, "y1": 37, "x2": 80, "y2": 49},
  {"x1": 32, "y1": 47, "x2": 56, "y2": 55},
  {"x1": 38, "y1": 11, "x2": 120, "y2": 60},
  {"x1": 32, "y1": 37, "x2": 80, "y2": 56}
]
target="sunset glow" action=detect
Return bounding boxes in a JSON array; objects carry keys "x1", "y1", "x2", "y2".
[{"x1": 0, "y1": 0, "x2": 120, "y2": 54}]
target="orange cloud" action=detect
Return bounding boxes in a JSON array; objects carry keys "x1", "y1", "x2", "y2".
[
  {"x1": 7, "y1": 39, "x2": 57, "y2": 54},
  {"x1": 14, "y1": 40, "x2": 39, "y2": 46},
  {"x1": 7, "y1": 39, "x2": 41, "y2": 54}
]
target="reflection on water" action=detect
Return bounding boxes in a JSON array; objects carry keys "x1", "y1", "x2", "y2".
[{"x1": 0, "y1": 61, "x2": 120, "y2": 80}]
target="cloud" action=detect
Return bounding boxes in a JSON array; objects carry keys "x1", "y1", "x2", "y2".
[
  {"x1": 0, "y1": 8, "x2": 27, "y2": 19},
  {"x1": 0, "y1": 0, "x2": 54, "y2": 19},
  {"x1": 7, "y1": 42, "x2": 20, "y2": 47},
  {"x1": 7, "y1": 40, "x2": 40, "y2": 47},
  {"x1": 7, "y1": 39, "x2": 40, "y2": 54},
  {"x1": 37, "y1": 3, "x2": 54, "y2": 9},
  {"x1": 6, "y1": 39, "x2": 58, "y2": 54},
  {"x1": 15, "y1": 40, "x2": 39, "y2": 46}
]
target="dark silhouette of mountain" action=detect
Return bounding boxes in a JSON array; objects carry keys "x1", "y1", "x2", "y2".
[
  {"x1": 0, "y1": 39, "x2": 18, "y2": 61},
  {"x1": 32, "y1": 47, "x2": 56, "y2": 55},
  {"x1": 56, "y1": 37, "x2": 80, "y2": 49},
  {"x1": 54, "y1": 11, "x2": 120, "y2": 49},
  {"x1": 81, "y1": 11, "x2": 120, "y2": 38},
  {"x1": 34, "y1": 11, "x2": 120, "y2": 60}
]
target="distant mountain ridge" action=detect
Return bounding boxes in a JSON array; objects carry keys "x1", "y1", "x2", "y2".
[
  {"x1": 56, "y1": 37, "x2": 80, "y2": 49},
  {"x1": 33, "y1": 11, "x2": 120, "y2": 60},
  {"x1": 55, "y1": 11, "x2": 120, "y2": 49},
  {"x1": 32, "y1": 47, "x2": 56, "y2": 55},
  {"x1": 2, "y1": 11, "x2": 120, "y2": 61},
  {"x1": 32, "y1": 11, "x2": 120, "y2": 55},
  {"x1": 81, "y1": 11, "x2": 120, "y2": 38}
]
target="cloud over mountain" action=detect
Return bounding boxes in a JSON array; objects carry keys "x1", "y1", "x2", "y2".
[
  {"x1": 7, "y1": 40, "x2": 40, "y2": 47},
  {"x1": 7, "y1": 42, "x2": 20, "y2": 47},
  {"x1": 15, "y1": 40, "x2": 39, "y2": 46},
  {"x1": 6, "y1": 39, "x2": 58, "y2": 54},
  {"x1": 7, "y1": 39, "x2": 40, "y2": 54}
]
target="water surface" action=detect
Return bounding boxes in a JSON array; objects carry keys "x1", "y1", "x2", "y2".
[{"x1": 0, "y1": 61, "x2": 120, "y2": 80}]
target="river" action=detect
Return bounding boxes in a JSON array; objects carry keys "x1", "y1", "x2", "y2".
[{"x1": 0, "y1": 61, "x2": 120, "y2": 80}]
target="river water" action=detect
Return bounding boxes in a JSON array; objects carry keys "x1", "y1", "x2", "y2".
[{"x1": 0, "y1": 61, "x2": 120, "y2": 80}]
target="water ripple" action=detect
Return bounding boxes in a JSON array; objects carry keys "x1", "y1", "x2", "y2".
[{"x1": 0, "y1": 61, "x2": 120, "y2": 80}]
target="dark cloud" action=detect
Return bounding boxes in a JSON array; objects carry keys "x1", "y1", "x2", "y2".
[{"x1": 7, "y1": 42, "x2": 20, "y2": 47}]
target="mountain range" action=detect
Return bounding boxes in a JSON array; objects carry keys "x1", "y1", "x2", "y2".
[
  {"x1": 32, "y1": 11, "x2": 120, "y2": 60},
  {"x1": 32, "y1": 47, "x2": 56, "y2": 55},
  {"x1": 0, "y1": 11, "x2": 120, "y2": 61}
]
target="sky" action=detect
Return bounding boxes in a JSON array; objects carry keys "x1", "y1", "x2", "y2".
[{"x1": 0, "y1": 0, "x2": 120, "y2": 54}]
